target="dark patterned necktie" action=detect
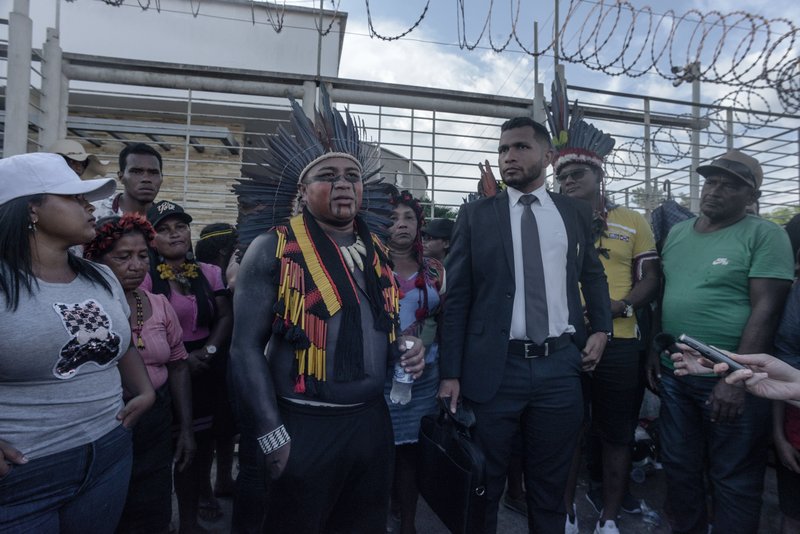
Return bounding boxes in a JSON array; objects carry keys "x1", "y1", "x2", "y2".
[{"x1": 519, "y1": 194, "x2": 549, "y2": 344}]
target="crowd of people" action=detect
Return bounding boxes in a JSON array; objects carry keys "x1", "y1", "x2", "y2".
[{"x1": 2, "y1": 84, "x2": 800, "y2": 534}]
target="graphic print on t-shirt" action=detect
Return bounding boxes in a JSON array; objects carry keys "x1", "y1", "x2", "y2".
[{"x1": 52, "y1": 299, "x2": 122, "y2": 379}]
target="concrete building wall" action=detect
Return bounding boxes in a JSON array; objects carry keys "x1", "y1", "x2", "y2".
[{"x1": 1, "y1": 0, "x2": 345, "y2": 76}]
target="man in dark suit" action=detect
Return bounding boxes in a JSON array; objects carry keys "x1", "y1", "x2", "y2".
[{"x1": 438, "y1": 117, "x2": 613, "y2": 533}]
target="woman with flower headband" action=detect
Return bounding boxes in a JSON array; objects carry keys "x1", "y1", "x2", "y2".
[
  {"x1": 84, "y1": 213, "x2": 195, "y2": 534},
  {"x1": 143, "y1": 200, "x2": 233, "y2": 532},
  {"x1": 385, "y1": 190, "x2": 445, "y2": 534}
]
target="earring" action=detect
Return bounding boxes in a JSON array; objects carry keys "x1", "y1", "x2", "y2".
[{"x1": 28, "y1": 219, "x2": 37, "y2": 232}]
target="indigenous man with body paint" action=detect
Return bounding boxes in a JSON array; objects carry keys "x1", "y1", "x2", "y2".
[{"x1": 229, "y1": 92, "x2": 425, "y2": 534}]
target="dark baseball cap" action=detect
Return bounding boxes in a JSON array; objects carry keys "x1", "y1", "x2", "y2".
[
  {"x1": 696, "y1": 149, "x2": 763, "y2": 190},
  {"x1": 422, "y1": 218, "x2": 454, "y2": 240},
  {"x1": 147, "y1": 200, "x2": 193, "y2": 228}
]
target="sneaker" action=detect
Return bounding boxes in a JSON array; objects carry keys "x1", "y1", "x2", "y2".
[
  {"x1": 502, "y1": 492, "x2": 528, "y2": 516},
  {"x1": 621, "y1": 492, "x2": 642, "y2": 514},
  {"x1": 565, "y1": 503, "x2": 580, "y2": 534},
  {"x1": 594, "y1": 519, "x2": 620, "y2": 534}
]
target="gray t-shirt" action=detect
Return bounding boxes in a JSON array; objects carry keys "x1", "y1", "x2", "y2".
[{"x1": 0, "y1": 264, "x2": 131, "y2": 459}]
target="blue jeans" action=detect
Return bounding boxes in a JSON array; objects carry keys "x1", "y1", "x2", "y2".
[
  {"x1": 0, "y1": 424, "x2": 133, "y2": 534},
  {"x1": 659, "y1": 370, "x2": 770, "y2": 534}
]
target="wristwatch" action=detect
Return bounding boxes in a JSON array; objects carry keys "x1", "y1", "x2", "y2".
[
  {"x1": 621, "y1": 299, "x2": 634, "y2": 318},
  {"x1": 205, "y1": 344, "x2": 218, "y2": 356}
]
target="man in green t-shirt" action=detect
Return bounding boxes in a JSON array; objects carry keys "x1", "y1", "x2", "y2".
[{"x1": 647, "y1": 149, "x2": 794, "y2": 533}]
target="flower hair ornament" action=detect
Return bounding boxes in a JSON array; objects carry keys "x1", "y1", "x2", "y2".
[
  {"x1": 233, "y1": 86, "x2": 397, "y2": 248},
  {"x1": 84, "y1": 214, "x2": 155, "y2": 261}
]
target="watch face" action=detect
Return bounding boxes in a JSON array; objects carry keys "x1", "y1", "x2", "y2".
[{"x1": 206, "y1": 345, "x2": 218, "y2": 354}]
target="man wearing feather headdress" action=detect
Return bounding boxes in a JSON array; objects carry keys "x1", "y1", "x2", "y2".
[
  {"x1": 547, "y1": 74, "x2": 660, "y2": 534},
  {"x1": 229, "y1": 89, "x2": 425, "y2": 533}
]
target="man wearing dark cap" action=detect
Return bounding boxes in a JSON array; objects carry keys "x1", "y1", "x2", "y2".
[
  {"x1": 649, "y1": 149, "x2": 794, "y2": 533},
  {"x1": 439, "y1": 116, "x2": 612, "y2": 533},
  {"x1": 421, "y1": 218, "x2": 454, "y2": 264}
]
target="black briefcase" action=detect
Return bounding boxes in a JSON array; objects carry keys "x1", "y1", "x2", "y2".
[{"x1": 417, "y1": 399, "x2": 487, "y2": 534}]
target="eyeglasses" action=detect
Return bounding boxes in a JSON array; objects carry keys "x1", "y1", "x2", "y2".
[{"x1": 555, "y1": 168, "x2": 593, "y2": 183}]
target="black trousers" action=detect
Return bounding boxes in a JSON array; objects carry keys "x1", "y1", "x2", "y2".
[
  {"x1": 264, "y1": 396, "x2": 395, "y2": 534},
  {"x1": 116, "y1": 385, "x2": 173, "y2": 534},
  {"x1": 470, "y1": 343, "x2": 584, "y2": 534}
]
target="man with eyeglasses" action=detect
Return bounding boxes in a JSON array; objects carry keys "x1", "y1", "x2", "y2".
[
  {"x1": 647, "y1": 149, "x2": 793, "y2": 533},
  {"x1": 92, "y1": 143, "x2": 164, "y2": 219},
  {"x1": 556, "y1": 155, "x2": 660, "y2": 534}
]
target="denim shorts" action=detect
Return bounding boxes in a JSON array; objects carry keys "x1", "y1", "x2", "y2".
[{"x1": 0, "y1": 424, "x2": 133, "y2": 534}]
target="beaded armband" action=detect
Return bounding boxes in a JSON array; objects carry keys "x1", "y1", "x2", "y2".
[{"x1": 257, "y1": 425, "x2": 291, "y2": 455}]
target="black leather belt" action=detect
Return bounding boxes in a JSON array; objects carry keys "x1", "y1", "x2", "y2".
[{"x1": 508, "y1": 333, "x2": 572, "y2": 358}]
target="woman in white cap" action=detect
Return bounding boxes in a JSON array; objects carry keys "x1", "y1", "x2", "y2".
[{"x1": 0, "y1": 153, "x2": 155, "y2": 533}]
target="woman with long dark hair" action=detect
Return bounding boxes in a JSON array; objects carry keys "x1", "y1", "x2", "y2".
[
  {"x1": 385, "y1": 190, "x2": 445, "y2": 534},
  {"x1": 142, "y1": 201, "x2": 233, "y2": 533},
  {"x1": 0, "y1": 153, "x2": 154, "y2": 533},
  {"x1": 84, "y1": 214, "x2": 196, "y2": 534}
]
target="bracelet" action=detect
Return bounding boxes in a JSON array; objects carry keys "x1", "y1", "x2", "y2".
[{"x1": 257, "y1": 425, "x2": 291, "y2": 455}]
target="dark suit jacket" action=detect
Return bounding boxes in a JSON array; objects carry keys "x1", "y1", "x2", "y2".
[{"x1": 440, "y1": 190, "x2": 612, "y2": 403}]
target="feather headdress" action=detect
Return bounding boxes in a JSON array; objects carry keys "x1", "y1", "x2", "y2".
[
  {"x1": 545, "y1": 72, "x2": 616, "y2": 176},
  {"x1": 233, "y1": 86, "x2": 396, "y2": 247}
]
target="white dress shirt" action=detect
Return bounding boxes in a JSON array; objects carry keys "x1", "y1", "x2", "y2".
[{"x1": 507, "y1": 184, "x2": 574, "y2": 341}]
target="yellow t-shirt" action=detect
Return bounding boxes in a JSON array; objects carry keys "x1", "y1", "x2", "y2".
[{"x1": 597, "y1": 206, "x2": 657, "y2": 339}]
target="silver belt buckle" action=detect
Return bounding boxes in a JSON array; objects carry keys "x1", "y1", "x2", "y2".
[{"x1": 524, "y1": 341, "x2": 550, "y2": 358}]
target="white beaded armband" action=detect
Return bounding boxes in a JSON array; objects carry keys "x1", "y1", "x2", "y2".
[{"x1": 257, "y1": 425, "x2": 291, "y2": 455}]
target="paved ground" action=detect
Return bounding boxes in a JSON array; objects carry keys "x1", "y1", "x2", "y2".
[{"x1": 185, "y1": 456, "x2": 781, "y2": 533}]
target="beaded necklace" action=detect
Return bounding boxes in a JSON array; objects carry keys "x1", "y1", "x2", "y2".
[{"x1": 132, "y1": 291, "x2": 145, "y2": 350}]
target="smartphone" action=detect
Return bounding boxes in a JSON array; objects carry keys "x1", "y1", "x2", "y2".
[{"x1": 677, "y1": 334, "x2": 746, "y2": 372}]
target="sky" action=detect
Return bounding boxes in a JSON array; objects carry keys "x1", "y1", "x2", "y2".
[
  {"x1": 264, "y1": 0, "x2": 800, "y2": 211},
  {"x1": 277, "y1": 0, "x2": 798, "y2": 107}
]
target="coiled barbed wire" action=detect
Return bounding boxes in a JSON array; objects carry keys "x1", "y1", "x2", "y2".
[
  {"x1": 557, "y1": 1, "x2": 797, "y2": 114},
  {"x1": 88, "y1": 0, "x2": 798, "y2": 115},
  {"x1": 365, "y1": 0, "x2": 429, "y2": 42}
]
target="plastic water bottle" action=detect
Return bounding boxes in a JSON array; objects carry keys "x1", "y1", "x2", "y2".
[{"x1": 390, "y1": 340, "x2": 415, "y2": 405}]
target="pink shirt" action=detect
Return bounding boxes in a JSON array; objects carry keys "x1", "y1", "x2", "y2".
[
  {"x1": 141, "y1": 263, "x2": 225, "y2": 343},
  {"x1": 137, "y1": 291, "x2": 188, "y2": 389}
]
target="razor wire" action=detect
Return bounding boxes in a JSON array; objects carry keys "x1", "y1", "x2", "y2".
[{"x1": 88, "y1": 0, "x2": 798, "y2": 116}]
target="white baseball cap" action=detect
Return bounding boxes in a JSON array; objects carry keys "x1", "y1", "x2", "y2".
[
  {"x1": 0, "y1": 152, "x2": 117, "y2": 207},
  {"x1": 46, "y1": 139, "x2": 110, "y2": 178}
]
